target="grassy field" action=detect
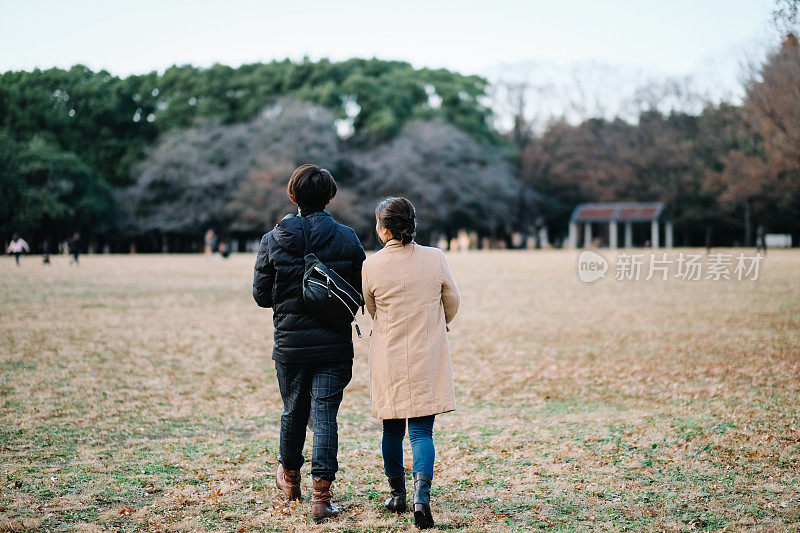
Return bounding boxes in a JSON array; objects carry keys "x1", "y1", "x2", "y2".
[{"x1": 1, "y1": 249, "x2": 798, "y2": 532}]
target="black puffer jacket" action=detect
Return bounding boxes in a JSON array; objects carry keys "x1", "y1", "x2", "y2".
[{"x1": 253, "y1": 210, "x2": 366, "y2": 364}]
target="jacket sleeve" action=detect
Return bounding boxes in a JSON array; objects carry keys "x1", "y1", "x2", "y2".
[
  {"x1": 440, "y1": 249, "x2": 460, "y2": 324},
  {"x1": 252, "y1": 234, "x2": 275, "y2": 308},
  {"x1": 362, "y1": 262, "x2": 376, "y2": 319}
]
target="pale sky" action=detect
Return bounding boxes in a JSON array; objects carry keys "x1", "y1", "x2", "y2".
[{"x1": 0, "y1": 0, "x2": 775, "y2": 78}]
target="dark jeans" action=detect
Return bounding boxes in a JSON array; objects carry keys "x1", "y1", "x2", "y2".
[
  {"x1": 382, "y1": 415, "x2": 436, "y2": 479},
  {"x1": 274, "y1": 360, "x2": 352, "y2": 481}
]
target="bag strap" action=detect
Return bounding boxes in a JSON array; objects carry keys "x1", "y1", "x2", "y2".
[{"x1": 299, "y1": 215, "x2": 313, "y2": 255}]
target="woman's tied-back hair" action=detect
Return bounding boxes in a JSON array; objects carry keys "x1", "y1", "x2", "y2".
[
  {"x1": 376, "y1": 197, "x2": 416, "y2": 245},
  {"x1": 287, "y1": 164, "x2": 337, "y2": 211}
]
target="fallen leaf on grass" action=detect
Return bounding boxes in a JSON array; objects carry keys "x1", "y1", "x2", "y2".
[
  {"x1": 204, "y1": 487, "x2": 223, "y2": 502},
  {"x1": 269, "y1": 503, "x2": 292, "y2": 516}
]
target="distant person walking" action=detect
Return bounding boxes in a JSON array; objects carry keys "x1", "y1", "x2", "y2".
[
  {"x1": 68, "y1": 233, "x2": 81, "y2": 265},
  {"x1": 756, "y1": 225, "x2": 767, "y2": 255},
  {"x1": 6, "y1": 234, "x2": 30, "y2": 266},
  {"x1": 204, "y1": 228, "x2": 217, "y2": 255},
  {"x1": 252, "y1": 164, "x2": 366, "y2": 524},
  {"x1": 362, "y1": 197, "x2": 461, "y2": 530}
]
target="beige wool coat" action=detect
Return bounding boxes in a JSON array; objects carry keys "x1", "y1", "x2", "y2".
[{"x1": 362, "y1": 240, "x2": 461, "y2": 419}]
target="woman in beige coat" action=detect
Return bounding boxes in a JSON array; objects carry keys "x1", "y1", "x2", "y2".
[{"x1": 362, "y1": 197, "x2": 460, "y2": 530}]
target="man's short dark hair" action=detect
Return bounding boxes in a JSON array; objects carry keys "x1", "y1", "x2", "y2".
[{"x1": 287, "y1": 164, "x2": 337, "y2": 211}]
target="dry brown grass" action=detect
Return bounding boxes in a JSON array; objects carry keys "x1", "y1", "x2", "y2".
[{"x1": 0, "y1": 249, "x2": 798, "y2": 532}]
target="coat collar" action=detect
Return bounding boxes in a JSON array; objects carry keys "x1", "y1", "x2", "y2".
[
  {"x1": 383, "y1": 239, "x2": 411, "y2": 249},
  {"x1": 274, "y1": 210, "x2": 337, "y2": 256},
  {"x1": 298, "y1": 209, "x2": 331, "y2": 218}
]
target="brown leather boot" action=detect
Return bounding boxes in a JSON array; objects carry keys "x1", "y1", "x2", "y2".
[
  {"x1": 311, "y1": 477, "x2": 339, "y2": 524},
  {"x1": 275, "y1": 464, "x2": 301, "y2": 501}
]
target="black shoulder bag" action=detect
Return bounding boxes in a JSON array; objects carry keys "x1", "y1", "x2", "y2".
[{"x1": 299, "y1": 215, "x2": 365, "y2": 337}]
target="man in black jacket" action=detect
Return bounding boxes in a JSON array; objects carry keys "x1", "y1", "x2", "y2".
[{"x1": 252, "y1": 164, "x2": 365, "y2": 523}]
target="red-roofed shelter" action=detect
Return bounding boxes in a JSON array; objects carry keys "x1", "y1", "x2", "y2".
[{"x1": 568, "y1": 202, "x2": 672, "y2": 249}]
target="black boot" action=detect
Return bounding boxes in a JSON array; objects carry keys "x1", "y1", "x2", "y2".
[
  {"x1": 412, "y1": 472, "x2": 434, "y2": 529},
  {"x1": 384, "y1": 475, "x2": 407, "y2": 513}
]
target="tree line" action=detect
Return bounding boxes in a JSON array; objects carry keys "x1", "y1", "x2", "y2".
[
  {"x1": 518, "y1": 35, "x2": 800, "y2": 248},
  {"x1": 1, "y1": 40, "x2": 798, "y2": 251}
]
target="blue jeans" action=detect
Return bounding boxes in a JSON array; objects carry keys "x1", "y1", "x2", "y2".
[
  {"x1": 274, "y1": 360, "x2": 352, "y2": 481},
  {"x1": 382, "y1": 415, "x2": 435, "y2": 479}
]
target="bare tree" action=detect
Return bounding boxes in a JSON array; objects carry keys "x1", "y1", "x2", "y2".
[
  {"x1": 773, "y1": 0, "x2": 800, "y2": 34},
  {"x1": 350, "y1": 118, "x2": 519, "y2": 245},
  {"x1": 120, "y1": 98, "x2": 340, "y2": 236}
]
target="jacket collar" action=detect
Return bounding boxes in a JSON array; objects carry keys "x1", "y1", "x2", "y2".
[
  {"x1": 274, "y1": 210, "x2": 337, "y2": 256},
  {"x1": 299, "y1": 208, "x2": 330, "y2": 218},
  {"x1": 382, "y1": 239, "x2": 410, "y2": 249}
]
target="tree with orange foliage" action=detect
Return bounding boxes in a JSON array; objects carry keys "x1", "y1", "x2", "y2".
[{"x1": 715, "y1": 34, "x2": 800, "y2": 245}]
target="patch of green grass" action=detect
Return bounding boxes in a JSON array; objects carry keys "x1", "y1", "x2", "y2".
[
  {"x1": 0, "y1": 359, "x2": 37, "y2": 371},
  {"x1": 672, "y1": 507, "x2": 730, "y2": 530}
]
